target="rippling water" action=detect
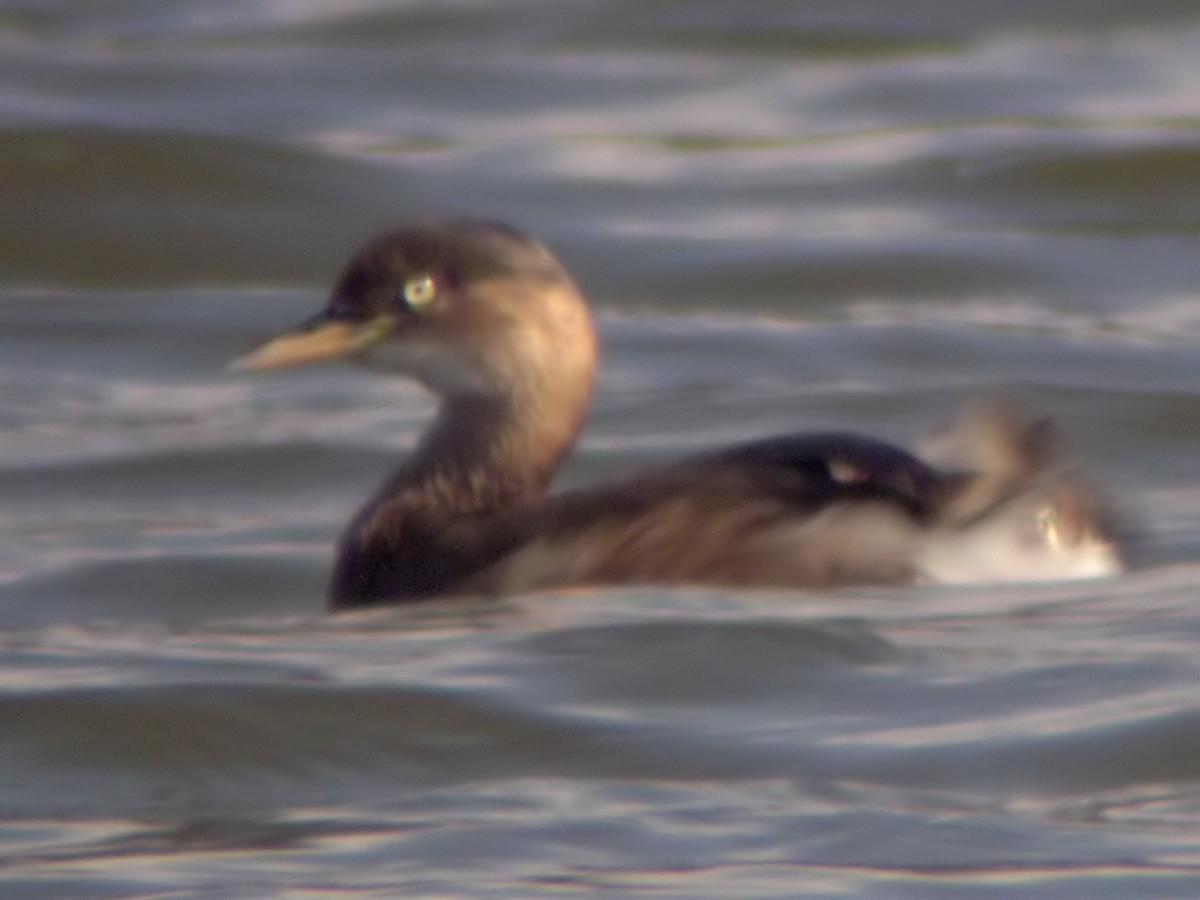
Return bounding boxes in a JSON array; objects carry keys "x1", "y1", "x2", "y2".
[{"x1": 3, "y1": 1, "x2": 1200, "y2": 895}]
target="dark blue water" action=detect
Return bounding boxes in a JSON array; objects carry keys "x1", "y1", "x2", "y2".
[{"x1": 2, "y1": 1, "x2": 1199, "y2": 895}]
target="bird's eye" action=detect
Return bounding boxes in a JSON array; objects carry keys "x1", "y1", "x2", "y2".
[{"x1": 401, "y1": 274, "x2": 437, "y2": 310}]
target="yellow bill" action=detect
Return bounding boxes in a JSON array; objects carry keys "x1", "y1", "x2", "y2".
[{"x1": 230, "y1": 316, "x2": 394, "y2": 371}]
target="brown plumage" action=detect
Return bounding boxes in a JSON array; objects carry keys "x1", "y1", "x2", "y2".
[{"x1": 232, "y1": 221, "x2": 1124, "y2": 607}]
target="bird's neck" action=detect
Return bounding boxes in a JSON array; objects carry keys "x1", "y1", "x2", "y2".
[
  {"x1": 402, "y1": 394, "x2": 578, "y2": 516},
  {"x1": 330, "y1": 390, "x2": 588, "y2": 606},
  {"x1": 333, "y1": 293, "x2": 597, "y2": 606},
  {"x1": 355, "y1": 372, "x2": 593, "y2": 541}
]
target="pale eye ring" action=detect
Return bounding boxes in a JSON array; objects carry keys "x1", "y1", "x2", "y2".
[{"x1": 401, "y1": 274, "x2": 437, "y2": 309}]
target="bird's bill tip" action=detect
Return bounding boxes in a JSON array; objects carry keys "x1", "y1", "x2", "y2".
[{"x1": 229, "y1": 320, "x2": 378, "y2": 372}]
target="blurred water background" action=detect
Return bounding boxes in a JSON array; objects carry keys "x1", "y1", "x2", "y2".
[{"x1": 2, "y1": 0, "x2": 1199, "y2": 895}]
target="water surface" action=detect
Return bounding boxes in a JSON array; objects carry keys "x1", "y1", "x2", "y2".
[{"x1": 2, "y1": 1, "x2": 1199, "y2": 895}]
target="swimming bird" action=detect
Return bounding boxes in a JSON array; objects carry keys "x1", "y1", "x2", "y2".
[{"x1": 232, "y1": 220, "x2": 1124, "y2": 607}]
